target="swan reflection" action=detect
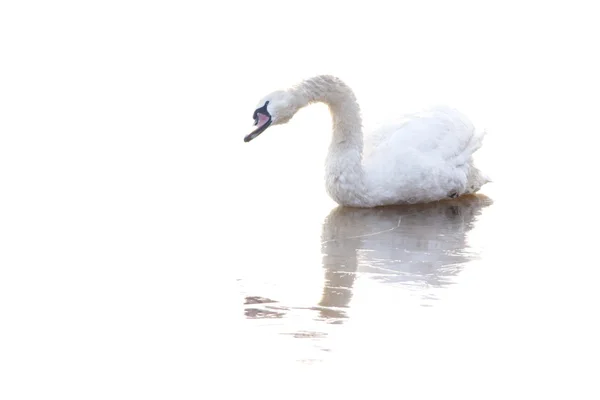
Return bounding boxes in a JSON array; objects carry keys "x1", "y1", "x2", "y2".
[
  {"x1": 244, "y1": 194, "x2": 491, "y2": 321},
  {"x1": 318, "y1": 194, "x2": 492, "y2": 317}
]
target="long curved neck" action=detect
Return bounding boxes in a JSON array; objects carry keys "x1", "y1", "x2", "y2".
[{"x1": 290, "y1": 76, "x2": 369, "y2": 206}]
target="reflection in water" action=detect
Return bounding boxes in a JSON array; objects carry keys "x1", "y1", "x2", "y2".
[
  {"x1": 245, "y1": 194, "x2": 491, "y2": 319},
  {"x1": 242, "y1": 195, "x2": 492, "y2": 357},
  {"x1": 319, "y1": 194, "x2": 493, "y2": 316},
  {"x1": 244, "y1": 296, "x2": 285, "y2": 319}
]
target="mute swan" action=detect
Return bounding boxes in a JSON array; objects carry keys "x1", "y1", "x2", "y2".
[{"x1": 244, "y1": 75, "x2": 490, "y2": 208}]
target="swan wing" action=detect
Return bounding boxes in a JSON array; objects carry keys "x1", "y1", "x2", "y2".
[{"x1": 365, "y1": 106, "x2": 484, "y2": 166}]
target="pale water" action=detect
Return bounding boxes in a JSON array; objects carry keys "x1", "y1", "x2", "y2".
[{"x1": 1, "y1": 1, "x2": 599, "y2": 399}]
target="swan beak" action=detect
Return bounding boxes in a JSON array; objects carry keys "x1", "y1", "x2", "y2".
[{"x1": 244, "y1": 113, "x2": 272, "y2": 142}]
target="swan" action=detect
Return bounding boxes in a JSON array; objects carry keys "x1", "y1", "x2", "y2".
[{"x1": 244, "y1": 75, "x2": 490, "y2": 208}]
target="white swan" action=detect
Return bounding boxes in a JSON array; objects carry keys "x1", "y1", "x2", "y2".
[{"x1": 244, "y1": 75, "x2": 490, "y2": 208}]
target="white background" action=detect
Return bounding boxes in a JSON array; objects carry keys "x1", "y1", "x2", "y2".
[{"x1": 1, "y1": 1, "x2": 599, "y2": 399}]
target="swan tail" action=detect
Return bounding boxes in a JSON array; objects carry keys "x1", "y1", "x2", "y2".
[
  {"x1": 454, "y1": 129, "x2": 487, "y2": 166},
  {"x1": 461, "y1": 129, "x2": 491, "y2": 194},
  {"x1": 464, "y1": 167, "x2": 489, "y2": 194}
]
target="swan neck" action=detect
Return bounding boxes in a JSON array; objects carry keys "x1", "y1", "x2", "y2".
[
  {"x1": 294, "y1": 75, "x2": 363, "y2": 144},
  {"x1": 292, "y1": 75, "x2": 368, "y2": 206}
]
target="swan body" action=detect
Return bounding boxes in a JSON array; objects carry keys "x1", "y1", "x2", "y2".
[{"x1": 244, "y1": 75, "x2": 490, "y2": 208}]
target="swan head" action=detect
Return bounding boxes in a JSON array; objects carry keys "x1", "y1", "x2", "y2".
[{"x1": 244, "y1": 90, "x2": 299, "y2": 142}]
